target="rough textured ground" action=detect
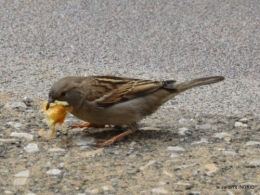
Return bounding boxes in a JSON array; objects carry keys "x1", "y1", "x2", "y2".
[{"x1": 0, "y1": 0, "x2": 260, "y2": 195}]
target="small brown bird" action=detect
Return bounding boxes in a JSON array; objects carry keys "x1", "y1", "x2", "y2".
[{"x1": 47, "y1": 75, "x2": 224, "y2": 146}]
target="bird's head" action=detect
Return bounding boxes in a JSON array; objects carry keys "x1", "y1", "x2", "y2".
[{"x1": 47, "y1": 77, "x2": 83, "y2": 110}]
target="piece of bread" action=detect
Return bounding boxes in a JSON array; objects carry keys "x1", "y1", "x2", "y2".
[{"x1": 42, "y1": 101, "x2": 69, "y2": 127}]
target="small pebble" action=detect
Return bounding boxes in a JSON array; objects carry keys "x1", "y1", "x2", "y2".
[
  {"x1": 246, "y1": 141, "x2": 260, "y2": 146},
  {"x1": 13, "y1": 178, "x2": 28, "y2": 185},
  {"x1": 24, "y1": 143, "x2": 39, "y2": 153},
  {"x1": 205, "y1": 164, "x2": 219, "y2": 176},
  {"x1": 239, "y1": 117, "x2": 248, "y2": 122},
  {"x1": 178, "y1": 118, "x2": 187, "y2": 124},
  {"x1": 85, "y1": 189, "x2": 99, "y2": 194},
  {"x1": 249, "y1": 160, "x2": 260, "y2": 166},
  {"x1": 4, "y1": 191, "x2": 13, "y2": 194},
  {"x1": 191, "y1": 138, "x2": 208, "y2": 145},
  {"x1": 10, "y1": 132, "x2": 33, "y2": 140},
  {"x1": 234, "y1": 122, "x2": 248, "y2": 127},
  {"x1": 152, "y1": 187, "x2": 168, "y2": 194},
  {"x1": 167, "y1": 146, "x2": 185, "y2": 151},
  {"x1": 0, "y1": 138, "x2": 17, "y2": 143},
  {"x1": 170, "y1": 153, "x2": 179, "y2": 158},
  {"x1": 163, "y1": 170, "x2": 173, "y2": 177},
  {"x1": 222, "y1": 151, "x2": 237, "y2": 156},
  {"x1": 6, "y1": 122, "x2": 22, "y2": 129},
  {"x1": 73, "y1": 136, "x2": 95, "y2": 146},
  {"x1": 15, "y1": 170, "x2": 30, "y2": 177},
  {"x1": 224, "y1": 137, "x2": 232, "y2": 142},
  {"x1": 175, "y1": 181, "x2": 193, "y2": 188},
  {"x1": 140, "y1": 127, "x2": 161, "y2": 131},
  {"x1": 178, "y1": 127, "x2": 189, "y2": 136},
  {"x1": 101, "y1": 186, "x2": 109, "y2": 191},
  {"x1": 140, "y1": 160, "x2": 156, "y2": 170},
  {"x1": 78, "y1": 148, "x2": 103, "y2": 158},
  {"x1": 195, "y1": 124, "x2": 211, "y2": 130},
  {"x1": 213, "y1": 132, "x2": 232, "y2": 139},
  {"x1": 23, "y1": 96, "x2": 33, "y2": 107},
  {"x1": 46, "y1": 169, "x2": 62, "y2": 175}
]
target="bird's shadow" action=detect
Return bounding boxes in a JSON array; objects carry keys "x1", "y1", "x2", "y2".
[
  {"x1": 57, "y1": 126, "x2": 180, "y2": 148},
  {"x1": 80, "y1": 127, "x2": 179, "y2": 142}
]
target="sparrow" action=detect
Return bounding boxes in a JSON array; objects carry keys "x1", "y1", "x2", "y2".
[{"x1": 46, "y1": 75, "x2": 225, "y2": 146}]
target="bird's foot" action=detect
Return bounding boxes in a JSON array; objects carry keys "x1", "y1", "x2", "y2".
[
  {"x1": 95, "y1": 128, "x2": 137, "y2": 147},
  {"x1": 69, "y1": 122, "x2": 105, "y2": 129}
]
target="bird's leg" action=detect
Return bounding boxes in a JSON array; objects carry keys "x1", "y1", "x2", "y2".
[
  {"x1": 96, "y1": 123, "x2": 138, "y2": 147},
  {"x1": 69, "y1": 122, "x2": 105, "y2": 129}
]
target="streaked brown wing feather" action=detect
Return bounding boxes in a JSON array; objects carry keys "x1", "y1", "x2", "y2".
[{"x1": 86, "y1": 76, "x2": 165, "y2": 107}]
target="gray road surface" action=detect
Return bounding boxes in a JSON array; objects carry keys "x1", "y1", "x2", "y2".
[{"x1": 0, "y1": 0, "x2": 259, "y2": 115}]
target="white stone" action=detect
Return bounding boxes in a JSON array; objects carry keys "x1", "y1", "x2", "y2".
[
  {"x1": 4, "y1": 191, "x2": 13, "y2": 194},
  {"x1": 14, "y1": 123, "x2": 22, "y2": 129},
  {"x1": 24, "y1": 143, "x2": 39, "y2": 153},
  {"x1": 205, "y1": 164, "x2": 219, "y2": 176},
  {"x1": 167, "y1": 146, "x2": 185, "y2": 151},
  {"x1": 10, "y1": 132, "x2": 33, "y2": 140},
  {"x1": 13, "y1": 178, "x2": 28, "y2": 185},
  {"x1": 0, "y1": 138, "x2": 17, "y2": 143},
  {"x1": 191, "y1": 138, "x2": 208, "y2": 145},
  {"x1": 176, "y1": 181, "x2": 193, "y2": 187},
  {"x1": 178, "y1": 127, "x2": 189, "y2": 135},
  {"x1": 249, "y1": 160, "x2": 260, "y2": 166},
  {"x1": 213, "y1": 132, "x2": 232, "y2": 139},
  {"x1": 46, "y1": 169, "x2": 61, "y2": 175},
  {"x1": 170, "y1": 153, "x2": 179, "y2": 158},
  {"x1": 101, "y1": 186, "x2": 109, "y2": 191},
  {"x1": 196, "y1": 124, "x2": 211, "y2": 130},
  {"x1": 101, "y1": 185, "x2": 114, "y2": 191},
  {"x1": 163, "y1": 170, "x2": 173, "y2": 177},
  {"x1": 140, "y1": 160, "x2": 156, "y2": 170},
  {"x1": 85, "y1": 189, "x2": 99, "y2": 194},
  {"x1": 178, "y1": 118, "x2": 187, "y2": 124},
  {"x1": 152, "y1": 187, "x2": 168, "y2": 194},
  {"x1": 140, "y1": 127, "x2": 161, "y2": 131},
  {"x1": 222, "y1": 151, "x2": 237, "y2": 156},
  {"x1": 235, "y1": 122, "x2": 248, "y2": 127},
  {"x1": 73, "y1": 137, "x2": 95, "y2": 146},
  {"x1": 15, "y1": 170, "x2": 30, "y2": 177},
  {"x1": 246, "y1": 141, "x2": 260, "y2": 146},
  {"x1": 26, "y1": 193, "x2": 37, "y2": 195},
  {"x1": 239, "y1": 118, "x2": 248, "y2": 122},
  {"x1": 179, "y1": 127, "x2": 189, "y2": 131}
]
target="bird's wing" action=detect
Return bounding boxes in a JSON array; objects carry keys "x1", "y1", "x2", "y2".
[{"x1": 86, "y1": 76, "x2": 167, "y2": 107}]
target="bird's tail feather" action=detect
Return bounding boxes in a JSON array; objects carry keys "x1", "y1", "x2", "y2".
[{"x1": 164, "y1": 76, "x2": 225, "y2": 92}]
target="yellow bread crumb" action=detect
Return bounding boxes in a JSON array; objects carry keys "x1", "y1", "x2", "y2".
[
  {"x1": 42, "y1": 100, "x2": 69, "y2": 127},
  {"x1": 40, "y1": 101, "x2": 72, "y2": 139}
]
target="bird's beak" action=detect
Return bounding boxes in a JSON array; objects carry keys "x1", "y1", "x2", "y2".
[{"x1": 46, "y1": 98, "x2": 54, "y2": 110}]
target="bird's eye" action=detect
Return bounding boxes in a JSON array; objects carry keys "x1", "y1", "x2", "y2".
[{"x1": 61, "y1": 91, "x2": 67, "y2": 96}]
